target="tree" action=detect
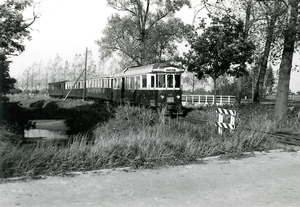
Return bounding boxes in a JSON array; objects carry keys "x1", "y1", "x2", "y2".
[
  {"x1": 97, "y1": 0, "x2": 191, "y2": 66},
  {"x1": 264, "y1": 64, "x2": 275, "y2": 95},
  {"x1": 253, "y1": 2, "x2": 285, "y2": 103},
  {"x1": 0, "y1": 0, "x2": 38, "y2": 122},
  {"x1": 274, "y1": 0, "x2": 298, "y2": 122},
  {"x1": 0, "y1": 55, "x2": 16, "y2": 94},
  {"x1": 184, "y1": 14, "x2": 255, "y2": 104},
  {"x1": 0, "y1": 0, "x2": 38, "y2": 56}
]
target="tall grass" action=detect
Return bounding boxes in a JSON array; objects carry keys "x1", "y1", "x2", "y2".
[{"x1": 0, "y1": 104, "x2": 283, "y2": 178}]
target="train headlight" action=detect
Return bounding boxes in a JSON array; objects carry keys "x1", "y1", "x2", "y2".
[
  {"x1": 176, "y1": 95, "x2": 180, "y2": 99},
  {"x1": 160, "y1": 95, "x2": 165, "y2": 99}
]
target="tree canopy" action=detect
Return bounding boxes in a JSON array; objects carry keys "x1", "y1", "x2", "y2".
[
  {"x1": 97, "y1": 0, "x2": 191, "y2": 67},
  {"x1": 0, "y1": 0, "x2": 38, "y2": 95},
  {"x1": 0, "y1": 0, "x2": 37, "y2": 56},
  {"x1": 184, "y1": 14, "x2": 255, "y2": 98}
]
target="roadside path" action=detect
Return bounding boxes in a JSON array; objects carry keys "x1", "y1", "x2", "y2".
[{"x1": 1, "y1": 150, "x2": 300, "y2": 207}]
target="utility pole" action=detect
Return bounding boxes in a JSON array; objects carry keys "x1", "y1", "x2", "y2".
[{"x1": 83, "y1": 47, "x2": 88, "y2": 100}]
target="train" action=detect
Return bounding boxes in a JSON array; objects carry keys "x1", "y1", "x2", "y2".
[{"x1": 48, "y1": 63, "x2": 185, "y2": 114}]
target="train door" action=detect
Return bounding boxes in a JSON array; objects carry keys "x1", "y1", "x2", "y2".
[
  {"x1": 121, "y1": 77, "x2": 125, "y2": 100},
  {"x1": 148, "y1": 74, "x2": 156, "y2": 107}
]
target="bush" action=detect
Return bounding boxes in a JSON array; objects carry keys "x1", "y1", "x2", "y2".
[
  {"x1": 65, "y1": 103, "x2": 112, "y2": 139},
  {"x1": 29, "y1": 100, "x2": 46, "y2": 108},
  {"x1": 0, "y1": 104, "x2": 280, "y2": 178},
  {"x1": 44, "y1": 101, "x2": 60, "y2": 109}
]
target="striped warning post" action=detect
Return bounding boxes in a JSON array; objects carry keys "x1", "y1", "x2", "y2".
[
  {"x1": 216, "y1": 108, "x2": 236, "y2": 134},
  {"x1": 215, "y1": 122, "x2": 235, "y2": 130},
  {"x1": 216, "y1": 108, "x2": 236, "y2": 116}
]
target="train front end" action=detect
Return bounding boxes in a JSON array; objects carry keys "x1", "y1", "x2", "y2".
[{"x1": 152, "y1": 64, "x2": 184, "y2": 115}]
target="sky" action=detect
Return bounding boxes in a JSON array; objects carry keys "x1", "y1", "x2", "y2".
[{"x1": 7, "y1": 0, "x2": 300, "y2": 92}]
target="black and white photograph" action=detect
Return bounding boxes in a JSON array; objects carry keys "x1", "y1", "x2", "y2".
[{"x1": 1, "y1": 0, "x2": 300, "y2": 206}]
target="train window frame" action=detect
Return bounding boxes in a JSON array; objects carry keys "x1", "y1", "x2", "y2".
[
  {"x1": 175, "y1": 74, "x2": 181, "y2": 88},
  {"x1": 130, "y1": 76, "x2": 135, "y2": 89},
  {"x1": 149, "y1": 74, "x2": 156, "y2": 88},
  {"x1": 136, "y1": 76, "x2": 140, "y2": 89},
  {"x1": 142, "y1": 75, "x2": 147, "y2": 88},
  {"x1": 156, "y1": 74, "x2": 165, "y2": 88},
  {"x1": 167, "y1": 74, "x2": 174, "y2": 88}
]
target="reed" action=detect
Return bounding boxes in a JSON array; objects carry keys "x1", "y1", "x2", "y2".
[{"x1": 0, "y1": 104, "x2": 287, "y2": 178}]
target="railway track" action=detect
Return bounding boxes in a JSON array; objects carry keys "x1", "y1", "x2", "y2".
[{"x1": 180, "y1": 117, "x2": 300, "y2": 146}]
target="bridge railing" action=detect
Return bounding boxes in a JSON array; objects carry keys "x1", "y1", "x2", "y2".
[{"x1": 182, "y1": 95, "x2": 236, "y2": 106}]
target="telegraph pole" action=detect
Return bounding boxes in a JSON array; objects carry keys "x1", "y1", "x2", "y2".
[{"x1": 83, "y1": 47, "x2": 88, "y2": 100}]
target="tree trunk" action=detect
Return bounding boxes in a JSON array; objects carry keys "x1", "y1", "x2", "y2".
[
  {"x1": 274, "y1": 0, "x2": 298, "y2": 123},
  {"x1": 253, "y1": 4, "x2": 276, "y2": 103},
  {"x1": 213, "y1": 77, "x2": 217, "y2": 106},
  {"x1": 236, "y1": 76, "x2": 243, "y2": 105},
  {"x1": 236, "y1": 0, "x2": 251, "y2": 106}
]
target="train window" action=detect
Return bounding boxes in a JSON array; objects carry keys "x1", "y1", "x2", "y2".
[
  {"x1": 113, "y1": 79, "x2": 117, "y2": 88},
  {"x1": 142, "y1": 75, "x2": 147, "y2": 88},
  {"x1": 167, "y1": 75, "x2": 173, "y2": 88},
  {"x1": 136, "y1": 76, "x2": 140, "y2": 89},
  {"x1": 151, "y1": 76, "x2": 155, "y2": 88},
  {"x1": 175, "y1": 75, "x2": 181, "y2": 88},
  {"x1": 125, "y1": 77, "x2": 129, "y2": 89},
  {"x1": 130, "y1": 77, "x2": 135, "y2": 89},
  {"x1": 157, "y1": 74, "x2": 165, "y2": 87}
]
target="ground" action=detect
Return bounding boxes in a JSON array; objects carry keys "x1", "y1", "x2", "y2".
[{"x1": 1, "y1": 149, "x2": 300, "y2": 207}]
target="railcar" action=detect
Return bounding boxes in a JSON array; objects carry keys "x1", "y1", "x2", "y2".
[
  {"x1": 48, "y1": 81, "x2": 66, "y2": 97},
  {"x1": 48, "y1": 63, "x2": 185, "y2": 114},
  {"x1": 112, "y1": 63, "x2": 184, "y2": 114}
]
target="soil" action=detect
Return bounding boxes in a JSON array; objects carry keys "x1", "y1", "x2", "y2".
[{"x1": 1, "y1": 149, "x2": 300, "y2": 207}]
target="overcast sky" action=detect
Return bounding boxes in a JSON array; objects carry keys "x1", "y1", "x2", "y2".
[{"x1": 8, "y1": 0, "x2": 300, "y2": 92}]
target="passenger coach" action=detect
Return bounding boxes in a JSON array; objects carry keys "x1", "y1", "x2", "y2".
[
  {"x1": 48, "y1": 62, "x2": 185, "y2": 114},
  {"x1": 112, "y1": 63, "x2": 184, "y2": 113}
]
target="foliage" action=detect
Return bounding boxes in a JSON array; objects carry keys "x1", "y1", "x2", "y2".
[
  {"x1": 19, "y1": 50, "x2": 98, "y2": 92},
  {"x1": 0, "y1": 104, "x2": 282, "y2": 178},
  {"x1": 97, "y1": 0, "x2": 191, "y2": 66},
  {"x1": 0, "y1": 55, "x2": 16, "y2": 94},
  {"x1": 65, "y1": 103, "x2": 113, "y2": 139},
  {"x1": 0, "y1": 0, "x2": 37, "y2": 56},
  {"x1": 184, "y1": 14, "x2": 255, "y2": 98}
]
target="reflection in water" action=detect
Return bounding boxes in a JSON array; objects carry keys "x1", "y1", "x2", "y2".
[
  {"x1": 25, "y1": 129, "x2": 68, "y2": 139},
  {"x1": 24, "y1": 119, "x2": 69, "y2": 139}
]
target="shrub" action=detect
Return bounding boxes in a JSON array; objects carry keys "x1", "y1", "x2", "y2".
[{"x1": 29, "y1": 100, "x2": 45, "y2": 108}]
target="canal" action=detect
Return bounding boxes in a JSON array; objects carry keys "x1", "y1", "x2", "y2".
[{"x1": 24, "y1": 119, "x2": 69, "y2": 140}]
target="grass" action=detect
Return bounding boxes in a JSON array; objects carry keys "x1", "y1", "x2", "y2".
[{"x1": 0, "y1": 102, "x2": 288, "y2": 178}]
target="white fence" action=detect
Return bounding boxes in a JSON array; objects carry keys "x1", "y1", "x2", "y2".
[{"x1": 182, "y1": 95, "x2": 236, "y2": 106}]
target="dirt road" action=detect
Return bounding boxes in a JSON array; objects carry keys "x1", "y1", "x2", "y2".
[{"x1": 1, "y1": 149, "x2": 300, "y2": 207}]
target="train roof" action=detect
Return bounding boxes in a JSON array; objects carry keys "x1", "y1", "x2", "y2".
[
  {"x1": 113, "y1": 63, "x2": 185, "y2": 77},
  {"x1": 48, "y1": 80, "x2": 67, "y2": 84}
]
